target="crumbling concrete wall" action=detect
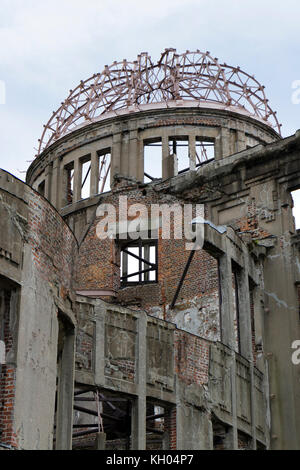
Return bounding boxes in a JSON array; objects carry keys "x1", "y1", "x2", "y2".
[{"x1": 0, "y1": 170, "x2": 77, "y2": 450}]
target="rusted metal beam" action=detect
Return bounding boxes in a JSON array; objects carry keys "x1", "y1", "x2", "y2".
[
  {"x1": 170, "y1": 249, "x2": 196, "y2": 309},
  {"x1": 73, "y1": 405, "x2": 123, "y2": 422}
]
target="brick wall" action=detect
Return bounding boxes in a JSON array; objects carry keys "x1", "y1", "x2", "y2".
[
  {"x1": 0, "y1": 289, "x2": 17, "y2": 448},
  {"x1": 74, "y1": 185, "x2": 221, "y2": 341},
  {"x1": 174, "y1": 330, "x2": 210, "y2": 386},
  {"x1": 28, "y1": 192, "x2": 77, "y2": 291}
]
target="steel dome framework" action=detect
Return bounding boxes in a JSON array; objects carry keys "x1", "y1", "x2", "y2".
[{"x1": 37, "y1": 49, "x2": 281, "y2": 156}]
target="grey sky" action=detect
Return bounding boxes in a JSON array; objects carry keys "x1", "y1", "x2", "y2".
[{"x1": 0, "y1": 0, "x2": 299, "y2": 181}]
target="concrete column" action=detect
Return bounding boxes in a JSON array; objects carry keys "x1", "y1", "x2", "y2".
[
  {"x1": 94, "y1": 305, "x2": 106, "y2": 387},
  {"x1": 73, "y1": 158, "x2": 82, "y2": 202},
  {"x1": 56, "y1": 326, "x2": 76, "y2": 450},
  {"x1": 162, "y1": 135, "x2": 176, "y2": 179},
  {"x1": 136, "y1": 135, "x2": 144, "y2": 183},
  {"x1": 120, "y1": 133, "x2": 130, "y2": 177},
  {"x1": 236, "y1": 130, "x2": 247, "y2": 153},
  {"x1": 218, "y1": 252, "x2": 235, "y2": 348},
  {"x1": 236, "y1": 266, "x2": 252, "y2": 361},
  {"x1": 60, "y1": 163, "x2": 69, "y2": 209},
  {"x1": 214, "y1": 129, "x2": 223, "y2": 160},
  {"x1": 44, "y1": 164, "x2": 52, "y2": 201},
  {"x1": 131, "y1": 313, "x2": 147, "y2": 450},
  {"x1": 128, "y1": 130, "x2": 139, "y2": 180},
  {"x1": 90, "y1": 151, "x2": 99, "y2": 197},
  {"x1": 220, "y1": 127, "x2": 231, "y2": 159},
  {"x1": 51, "y1": 159, "x2": 60, "y2": 208},
  {"x1": 111, "y1": 133, "x2": 122, "y2": 185},
  {"x1": 188, "y1": 134, "x2": 196, "y2": 171},
  {"x1": 235, "y1": 258, "x2": 257, "y2": 447},
  {"x1": 162, "y1": 135, "x2": 169, "y2": 179},
  {"x1": 218, "y1": 249, "x2": 238, "y2": 449}
]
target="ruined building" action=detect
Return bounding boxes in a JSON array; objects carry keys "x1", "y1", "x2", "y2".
[{"x1": 0, "y1": 49, "x2": 299, "y2": 450}]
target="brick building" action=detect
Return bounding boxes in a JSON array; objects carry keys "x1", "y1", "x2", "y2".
[{"x1": 0, "y1": 49, "x2": 299, "y2": 450}]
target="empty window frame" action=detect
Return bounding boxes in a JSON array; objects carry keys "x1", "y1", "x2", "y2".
[
  {"x1": 81, "y1": 157, "x2": 91, "y2": 199},
  {"x1": 232, "y1": 267, "x2": 241, "y2": 354},
  {"x1": 65, "y1": 163, "x2": 74, "y2": 205},
  {"x1": 291, "y1": 189, "x2": 300, "y2": 230},
  {"x1": 144, "y1": 139, "x2": 162, "y2": 182},
  {"x1": 195, "y1": 138, "x2": 215, "y2": 164},
  {"x1": 98, "y1": 149, "x2": 111, "y2": 194},
  {"x1": 37, "y1": 180, "x2": 45, "y2": 197},
  {"x1": 169, "y1": 137, "x2": 189, "y2": 174},
  {"x1": 120, "y1": 239, "x2": 158, "y2": 286}
]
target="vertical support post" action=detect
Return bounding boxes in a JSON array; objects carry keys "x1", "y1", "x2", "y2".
[
  {"x1": 56, "y1": 325, "x2": 76, "y2": 450},
  {"x1": 120, "y1": 133, "x2": 129, "y2": 177},
  {"x1": 131, "y1": 313, "x2": 147, "y2": 450},
  {"x1": 189, "y1": 134, "x2": 196, "y2": 171},
  {"x1": 218, "y1": 252, "x2": 235, "y2": 348},
  {"x1": 51, "y1": 159, "x2": 60, "y2": 208},
  {"x1": 90, "y1": 150, "x2": 99, "y2": 197},
  {"x1": 111, "y1": 132, "x2": 122, "y2": 185},
  {"x1": 73, "y1": 158, "x2": 82, "y2": 203},
  {"x1": 128, "y1": 130, "x2": 139, "y2": 180},
  {"x1": 236, "y1": 251, "x2": 257, "y2": 448},
  {"x1": 214, "y1": 129, "x2": 223, "y2": 160},
  {"x1": 60, "y1": 163, "x2": 69, "y2": 209},
  {"x1": 136, "y1": 135, "x2": 144, "y2": 183},
  {"x1": 162, "y1": 134, "x2": 170, "y2": 179},
  {"x1": 236, "y1": 268, "x2": 252, "y2": 361},
  {"x1": 218, "y1": 248, "x2": 238, "y2": 449},
  {"x1": 221, "y1": 127, "x2": 231, "y2": 158},
  {"x1": 94, "y1": 305, "x2": 106, "y2": 387},
  {"x1": 44, "y1": 164, "x2": 52, "y2": 201},
  {"x1": 236, "y1": 130, "x2": 246, "y2": 153}
]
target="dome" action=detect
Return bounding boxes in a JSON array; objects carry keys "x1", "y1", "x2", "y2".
[{"x1": 37, "y1": 48, "x2": 281, "y2": 155}]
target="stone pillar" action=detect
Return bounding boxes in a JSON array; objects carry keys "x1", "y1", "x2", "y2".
[
  {"x1": 188, "y1": 134, "x2": 196, "y2": 171},
  {"x1": 131, "y1": 313, "x2": 147, "y2": 450},
  {"x1": 120, "y1": 132, "x2": 130, "y2": 177},
  {"x1": 94, "y1": 304, "x2": 106, "y2": 387},
  {"x1": 128, "y1": 130, "x2": 139, "y2": 180},
  {"x1": 236, "y1": 266, "x2": 252, "y2": 361},
  {"x1": 60, "y1": 162, "x2": 69, "y2": 209},
  {"x1": 73, "y1": 158, "x2": 82, "y2": 203},
  {"x1": 44, "y1": 164, "x2": 52, "y2": 201},
  {"x1": 162, "y1": 135, "x2": 176, "y2": 179},
  {"x1": 214, "y1": 129, "x2": 223, "y2": 160},
  {"x1": 136, "y1": 135, "x2": 144, "y2": 183},
  {"x1": 236, "y1": 257, "x2": 257, "y2": 449},
  {"x1": 51, "y1": 159, "x2": 60, "y2": 208},
  {"x1": 236, "y1": 130, "x2": 247, "y2": 153},
  {"x1": 56, "y1": 325, "x2": 76, "y2": 450},
  {"x1": 218, "y1": 249, "x2": 238, "y2": 449},
  {"x1": 90, "y1": 151, "x2": 99, "y2": 197},
  {"x1": 220, "y1": 127, "x2": 231, "y2": 159},
  {"x1": 218, "y1": 252, "x2": 235, "y2": 348},
  {"x1": 111, "y1": 132, "x2": 122, "y2": 185}
]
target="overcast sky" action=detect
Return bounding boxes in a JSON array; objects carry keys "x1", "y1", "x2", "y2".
[{"x1": 0, "y1": 0, "x2": 299, "y2": 181}]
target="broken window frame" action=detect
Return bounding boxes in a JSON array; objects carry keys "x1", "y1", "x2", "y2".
[{"x1": 119, "y1": 238, "x2": 158, "y2": 287}]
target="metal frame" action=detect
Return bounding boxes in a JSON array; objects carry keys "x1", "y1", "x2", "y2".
[
  {"x1": 37, "y1": 49, "x2": 281, "y2": 155},
  {"x1": 70, "y1": 387, "x2": 166, "y2": 448},
  {"x1": 120, "y1": 239, "x2": 158, "y2": 287}
]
